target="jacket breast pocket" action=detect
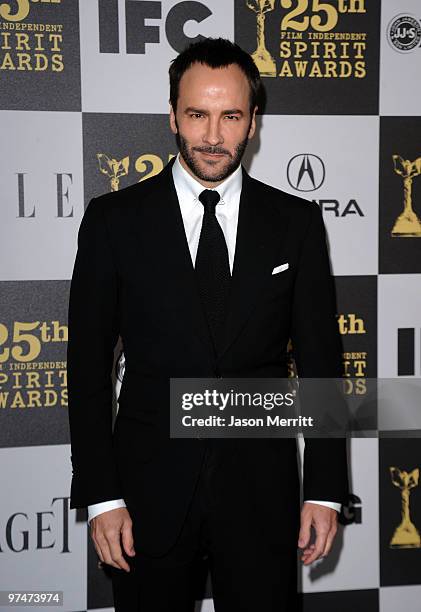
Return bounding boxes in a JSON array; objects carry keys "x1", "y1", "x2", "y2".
[{"x1": 266, "y1": 267, "x2": 293, "y2": 298}]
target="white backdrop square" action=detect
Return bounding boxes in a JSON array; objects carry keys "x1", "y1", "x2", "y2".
[
  {"x1": 380, "y1": 0, "x2": 421, "y2": 116},
  {"x1": 380, "y1": 585, "x2": 421, "y2": 612},
  {"x1": 244, "y1": 115, "x2": 379, "y2": 277},
  {"x1": 378, "y1": 274, "x2": 421, "y2": 377},
  {"x1": 1, "y1": 111, "x2": 84, "y2": 281},
  {"x1": 0, "y1": 444, "x2": 86, "y2": 612},
  {"x1": 300, "y1": 438, "x2": 380, "y2": 593},
  {"x1": 79, "y1": 0, "x2": 235, "y2": 113}
]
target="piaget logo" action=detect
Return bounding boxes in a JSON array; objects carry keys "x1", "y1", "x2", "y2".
[
  {"x1": 0, "y1": 0, "x2": 63, "y2": 72},
  {"x1": 247, "y1": 0, "x2": 368, "y2": 79}
]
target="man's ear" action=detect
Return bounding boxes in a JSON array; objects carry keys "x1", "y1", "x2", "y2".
[
  {"x1": 169, "y1": 103, "x2": 178, "y2": 135},
  {"x1": 248, "y1": 105, "x2": 258, "y2": 139}
]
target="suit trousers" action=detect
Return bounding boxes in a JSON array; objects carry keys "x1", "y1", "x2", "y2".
[{"x1": 109, "y1": 440, "x2": 299, "y2": 611}]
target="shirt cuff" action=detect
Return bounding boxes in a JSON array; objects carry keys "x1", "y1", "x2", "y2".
[
  {"x1": 304, "y1": 500, "x2": 342, "y2": 513},
  {"x1": 87, "y1": 499, "x2": 127, "y2": 524}
]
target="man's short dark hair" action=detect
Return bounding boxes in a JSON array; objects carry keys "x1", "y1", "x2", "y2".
[{"x1": 169, "y1": 37, "x2": 261, "y2": 116}]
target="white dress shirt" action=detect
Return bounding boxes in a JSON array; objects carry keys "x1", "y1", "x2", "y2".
[{"x1": 87, "y1": 153, "x2": 341, "y2": 523}]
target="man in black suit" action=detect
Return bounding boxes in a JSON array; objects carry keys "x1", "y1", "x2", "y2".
[{"x1": 67, "y1": 38, "x2": 348, "y2": 611}]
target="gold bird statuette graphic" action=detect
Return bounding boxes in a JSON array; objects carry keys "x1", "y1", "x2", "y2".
[
  {"x1": 246, "y1": 0, "x2": 276, "y2": 77},
  {"x1": 391, "y1": 155, "x2": 421, "y2": 237},
  {"x1": 389, "y1": 466, "x2": 421, "y2": 548},
  {"x1": 97, "y1": 154, "x2": 130, "y2": 192}
]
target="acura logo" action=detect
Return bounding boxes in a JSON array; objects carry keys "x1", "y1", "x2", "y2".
[{"x1": 287, "y1": 154, "x2": 326, "y2": 192}]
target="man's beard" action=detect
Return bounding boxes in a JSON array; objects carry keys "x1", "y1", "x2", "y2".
[{"x1": 175, "y1": 128, "x2": 250, "y2": 183}]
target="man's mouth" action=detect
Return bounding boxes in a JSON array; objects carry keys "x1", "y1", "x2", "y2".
[{"x1": 199, "y1": 151, "x2": 226, "y2": 159}]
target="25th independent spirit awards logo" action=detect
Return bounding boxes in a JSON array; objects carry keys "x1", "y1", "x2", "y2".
[
  {"x1": 0, "y1": 0, "x2": 81, "y2": 109},
  {"x1": 235, "y1": 0, "x2": 380, "y2": 114}
]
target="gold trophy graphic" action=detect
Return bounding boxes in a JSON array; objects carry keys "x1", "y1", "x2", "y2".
[
  {"x1": 391, "y1": 155, "x2": 421, "y2": 237},
  {"x1": 389, "y1": 466, "x2": 421, "y2": 548},
  {"x1": 246, "y1": 0, "x2": 276, "y2": 77},
  {"x1": 97, "y1": 153, "x2": 130, "y2": 192}
]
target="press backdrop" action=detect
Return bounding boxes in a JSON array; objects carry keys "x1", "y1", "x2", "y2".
[{"x1": 1, "y1": 1, "x2": 421, "y2": 611}]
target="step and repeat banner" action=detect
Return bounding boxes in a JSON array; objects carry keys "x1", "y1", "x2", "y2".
[{"x1": 1, "y1": 1, "x2": 421, "y2": 611}]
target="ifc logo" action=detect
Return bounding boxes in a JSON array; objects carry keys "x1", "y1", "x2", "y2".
[{"x1": 387, "y1": 14, "x2": 421, "y2": 52}]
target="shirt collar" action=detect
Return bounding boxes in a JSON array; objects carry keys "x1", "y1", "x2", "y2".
[{"x1": 172, "y1": 152, "x2": 243, "y2": 219}]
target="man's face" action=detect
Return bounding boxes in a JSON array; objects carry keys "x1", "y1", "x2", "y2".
[{"x1": 169, "y1": 62, "x2": 257, "y2": 186}]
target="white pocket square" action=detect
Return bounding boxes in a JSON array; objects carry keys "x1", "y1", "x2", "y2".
[{"x1": 272, "y1": 263, "x2": 289, "y2": 275}]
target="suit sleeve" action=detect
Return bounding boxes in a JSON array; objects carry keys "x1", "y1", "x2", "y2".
[
  {"x1": 290, "y1": 201, "x2": 349, "y2": 505},
  {"x1": 67, "y1": 197, "x2": 122, "y2": 508}
]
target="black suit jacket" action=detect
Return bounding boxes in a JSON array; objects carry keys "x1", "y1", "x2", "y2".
[{"x1": 67, "y1": 157, "x2": 349, "y2": 556}]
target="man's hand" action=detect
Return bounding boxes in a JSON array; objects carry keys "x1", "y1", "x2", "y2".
[
  {"x1": 298, "y1": 502, "x2": 338, "y2": 565},
  {"x1": 90, "y1": 507, "x2": 136, "y2": 572}
]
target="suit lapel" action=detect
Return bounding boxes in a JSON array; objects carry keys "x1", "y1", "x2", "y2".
[
  {"x1": 216, "y1": 168, "x2": 290, "y2": 361},
  {"x1": 153, "y1": 158, "x2": 217, "y2": 360}
]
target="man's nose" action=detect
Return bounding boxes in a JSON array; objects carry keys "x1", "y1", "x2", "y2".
[{"x1": 203, "y1": 119, "x2": 223, "y2": 146}]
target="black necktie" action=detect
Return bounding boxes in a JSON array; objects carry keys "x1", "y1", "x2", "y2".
[{"x1": 195, "y1": 189, "x2": 231, "y2": 350}]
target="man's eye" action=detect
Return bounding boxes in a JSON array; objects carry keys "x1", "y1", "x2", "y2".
[
  {"x1": 190, "y1": 113, "x2": 203, "y2": 119},
  {"x1": 225, "y1": 115, "x2": 239, "y2": 120}
]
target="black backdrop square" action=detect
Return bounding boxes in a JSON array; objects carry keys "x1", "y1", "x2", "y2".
[
  {"x1": 0, "y1": 0, "x2": 81, "y2": 111},
  {"x1": 379, "y1": 117, "x2": 421, "y2": 274},
  {"x1": 379, "y1": 438, "x2": 421, "y2": 586},
  {"x1": 82, "y1": 113, "x2": 177, "y2": 206}
]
